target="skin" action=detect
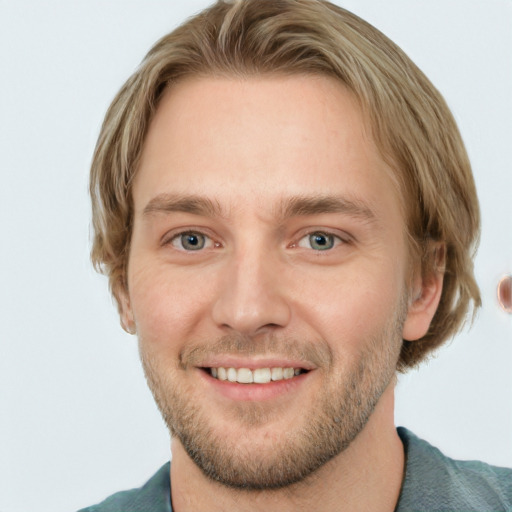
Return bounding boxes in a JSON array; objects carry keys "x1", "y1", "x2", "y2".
[{"x1": 119, "y1": 74, "x2": 443, "y2": 511}]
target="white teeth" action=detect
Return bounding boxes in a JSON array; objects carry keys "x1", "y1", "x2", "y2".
[
  {"x1": 253, "y1": 368, "x2": 271, "y2": 384},
  {"x1": 271, "y1": 367, "x2": 283, "y2": 381},
  {"x1": 237, "y1": 368, "x2": 253, "y2": 384},
  {"x1": 209, "y1": 366, "x2": 304, "y2": 384},
  {"x1": 283, "y1": 368, "x2": 294, "y2": 379}
]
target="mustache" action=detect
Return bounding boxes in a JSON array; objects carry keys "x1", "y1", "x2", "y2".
[{"x1": 179, "y1": 333, "x2": 334, "y2": 370}]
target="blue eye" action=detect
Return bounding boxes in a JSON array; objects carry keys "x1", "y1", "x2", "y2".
[
  {"x1": 309, "y1": 232, "x2": 335, "y2": 250},
  {"x1": 172, "y1": 232, "x2": 207, "y2": 251},
  {"x1": 298, "y1": 232, "x2": 338, "y2": 251}
]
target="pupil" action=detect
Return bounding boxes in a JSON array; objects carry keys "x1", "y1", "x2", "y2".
[
  {"x1": 310, "y1": 233, "x2": 333, "y2": 250},
  {"x1": 182, "y1": 233, "x2": 205, "y2": 250},
  {"x1": 314, "y1": 235, "x2": 327, "y2": 246}
]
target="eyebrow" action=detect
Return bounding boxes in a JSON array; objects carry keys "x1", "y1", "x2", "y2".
[
  {"x1": 143, "y1": 193, "x2": 222, "y2": 217},
  {"x1": 142, "y1": 192, "x2": 377, "y2": 223},
  {"x1": 277, "y1": 195, "x2": 377, "y2": 223}
]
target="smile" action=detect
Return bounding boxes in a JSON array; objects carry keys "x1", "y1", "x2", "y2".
[{"x1": 209, "y1": 367, "x2": 307, "y2": 384}]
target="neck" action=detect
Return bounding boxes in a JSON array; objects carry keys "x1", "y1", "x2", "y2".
[{"x1": 170, "y1": 383, "x2": 404, "y2": 512}]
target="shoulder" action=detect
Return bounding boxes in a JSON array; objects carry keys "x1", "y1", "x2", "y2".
[
  {"x1": 77, "y1": 462, "x2": 172, "y2": 512},
  {"x1": 397, "y1": 427, "x2": 512, "y2": 511}
]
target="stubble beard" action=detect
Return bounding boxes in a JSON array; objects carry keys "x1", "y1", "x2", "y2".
[{"x1": 139, "y1": 306, "x2": 405, "y2": 491}]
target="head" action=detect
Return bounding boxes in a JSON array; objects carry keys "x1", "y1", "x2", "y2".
[
  {"x1": 89, "y1": 0, "x2": 481, "y2": 490},
  {"x1": 91, "y1": 0, "x2": 480, "y2": 372}
]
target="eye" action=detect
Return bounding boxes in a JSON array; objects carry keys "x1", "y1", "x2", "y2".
[
  {"x1": 298, "y1": 231, "x2": 340, "y2": 251},
  {"x1": 171, "y1": 231, "x2": 211, "y2": 251}
]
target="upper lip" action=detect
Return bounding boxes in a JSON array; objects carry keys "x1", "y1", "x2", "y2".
[{"x1": 197, "y1": 356, "x2": 317, "y2": 371}]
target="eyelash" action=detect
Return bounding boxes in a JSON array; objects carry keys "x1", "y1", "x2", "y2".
[
  {"x1": 164, "y1": 229, "x2": 350, "y2": 252},
  {"x1": 165, "y1": 230, "x2": 219, "y2": 251},
  {"x1": 294, "y1": 231, "x2": 347, "y2": 251}
]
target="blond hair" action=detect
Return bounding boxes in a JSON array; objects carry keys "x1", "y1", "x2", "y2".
[{"x1": 90, "y1": 0, "x2": 481, "y2": 370}]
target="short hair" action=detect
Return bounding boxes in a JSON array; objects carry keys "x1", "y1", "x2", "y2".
[{"x1": 90, "y1": 0, "x2": 481, "y2": 370}]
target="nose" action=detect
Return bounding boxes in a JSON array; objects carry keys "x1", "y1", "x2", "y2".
[{"x1": 211, "y1": 246, "x2": 292, "y2": 336}]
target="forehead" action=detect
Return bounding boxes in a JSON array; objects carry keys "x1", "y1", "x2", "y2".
[{"x1": 134, "y1": 74, "x2": 402, "y2": 223}]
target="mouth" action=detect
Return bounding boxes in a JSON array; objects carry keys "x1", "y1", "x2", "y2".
[{"x1": 204, "y1": 366, "x2": 309, "y2": 384}]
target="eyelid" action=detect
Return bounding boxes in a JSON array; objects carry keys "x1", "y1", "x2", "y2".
[
  {"x1": 161, "y1": 227, "x2": 220, "y2": 250},
  {"x1": 291, "y1": 228, "x2": 353, "y2": 248},
  {"x1": 299, "y1": 232, "x2": 340, "y2": 250}
]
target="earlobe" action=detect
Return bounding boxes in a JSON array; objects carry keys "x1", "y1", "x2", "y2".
[
  {"x1": 402, "y1": 244, "x2": 445, "y2": 341},
  {"x1": 402, "y1": 270, "x2": 443, "y2": 341},
  {"x1": 117, "y1": 285, "x2": 136, "y2": 335}
]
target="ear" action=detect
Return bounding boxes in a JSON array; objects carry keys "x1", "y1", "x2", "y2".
[
  {"x1": 116, "y1": 283, "x2": 136, "y2": 335},
  {"x1": 402, "y1": 245, "x2": 445, "y2": 341}
]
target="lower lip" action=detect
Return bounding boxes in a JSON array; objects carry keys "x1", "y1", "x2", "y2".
[{"x1": 199, "y1": 369, "x2": 311, "y2": 402}]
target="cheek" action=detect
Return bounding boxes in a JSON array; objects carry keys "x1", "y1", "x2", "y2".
[
  {"x1": 293, "y1": 259, "x2": 405, "y2": 350},
  {"x1": 128, "y1": 262, "x2": 217, "y2": 351}
]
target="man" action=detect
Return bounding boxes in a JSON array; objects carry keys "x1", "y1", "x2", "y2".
[{"x1": 80, "y1": 0, "x2": 511, "y2": 510}]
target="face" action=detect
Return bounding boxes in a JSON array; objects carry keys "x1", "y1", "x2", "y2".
[{"x1": 121, "y1": 75, "x2": 422, "y2": 489}]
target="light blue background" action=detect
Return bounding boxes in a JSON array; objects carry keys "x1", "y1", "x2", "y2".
[{"x1": 1, "y1": 1, "x2": 511, "y2": 511}]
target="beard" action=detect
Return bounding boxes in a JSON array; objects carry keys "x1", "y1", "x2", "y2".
[{"x1": 139, "y1": 302, "x2": 405, "y2": 491}]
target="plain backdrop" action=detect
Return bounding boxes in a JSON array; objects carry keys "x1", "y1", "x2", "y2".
[{"x1": 1, "y1": 1, "x2": 511, "y2": 511}]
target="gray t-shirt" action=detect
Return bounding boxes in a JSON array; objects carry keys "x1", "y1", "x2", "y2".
[{"x1": 78, "y1": 428, "x2": 512, "y2": 511}]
